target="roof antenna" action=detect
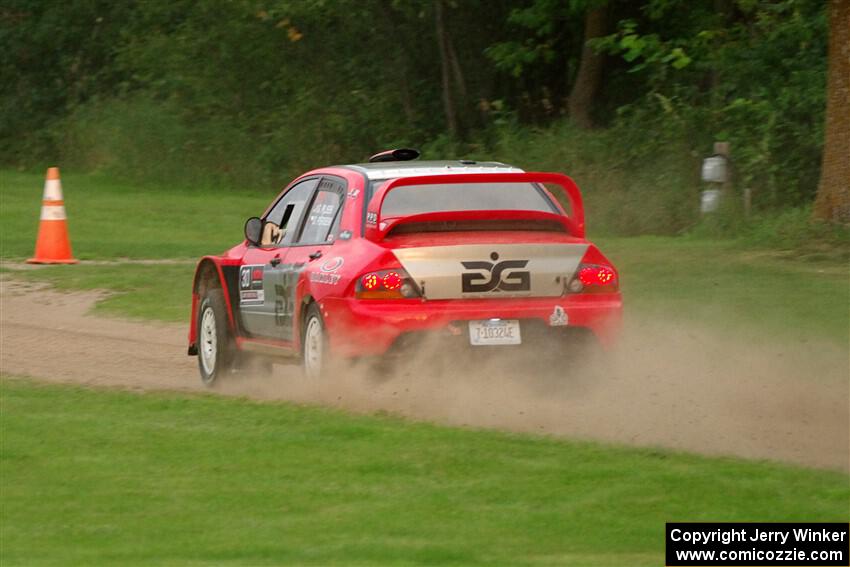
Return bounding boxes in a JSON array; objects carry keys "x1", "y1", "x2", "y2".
[{"x1": 368, "y1": 148, "x2": 420, "y2": 163}]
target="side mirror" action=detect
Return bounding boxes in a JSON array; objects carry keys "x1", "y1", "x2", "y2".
[{"x1": 244, "y1": 217, "x2": 263, "y2": 246}]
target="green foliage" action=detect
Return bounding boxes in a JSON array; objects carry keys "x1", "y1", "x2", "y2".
[
  {"x1": 0, "y1": 0, "x2": 830, "y2": 237},
  {"x1": 741, "y1": 208, "x2": 850, "y2": 251},
  {"x1": 59, "y1": 96, "x2": 275, "y2": 187},
  {"x1": 491, "y1": 117, "x2": 699, "y2": 236},
  {"x1": 596, "y1": 0, "x2": 827, "y2": 208},
  {"x1": 692, "y1": 205, "x2": 850, "y2": 260},
  {"x1": 593, "y1": 19, "x2": 695, "y2": 72},
  {"x1": 0, "y1": 0, "x2": 136, "y2": 163},
  {"x1": 485, "y1": 0, "x2": 582, "y2": 78}
]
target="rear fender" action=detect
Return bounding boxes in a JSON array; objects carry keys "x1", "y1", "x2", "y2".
[{"x1": 294, "y1": 289, "x2": 314, "y2": 354}]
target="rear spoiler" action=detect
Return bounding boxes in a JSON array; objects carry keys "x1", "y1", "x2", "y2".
[{"x1": 364, "y1": 172, "x2": 585, "y2": 240}]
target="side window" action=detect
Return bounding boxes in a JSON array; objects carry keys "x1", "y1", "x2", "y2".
[
  {"x1": 261, "y1": 178, "x2": 318, "y2": 246},
  {"x1": 296, "y1": 179, "x2": 344, "y2": 244}
]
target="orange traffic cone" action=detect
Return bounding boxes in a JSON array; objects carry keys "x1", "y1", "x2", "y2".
[{"x1": 27, "y1": 167, "x2": 78, "y2": 264}]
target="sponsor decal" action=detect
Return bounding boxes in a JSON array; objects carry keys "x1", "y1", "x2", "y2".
[
  {"x1": 306, "y1": 201, "x2": 336, "y2": 230},
  {"x1": 240, "y1": 290, "x2": 264, "y2": 302},
  {"x1": 320, "y1": 257, "x2": 344, "y2": 273},
  {"x1": 366, "y1": 211, "x2": 378, "y2": 225},
  {"x1": 338, "y1": 229, "x2": 353, "y2": 240},
  {"x1": 310, "y1": 272, "x2": 341, "y2": 285},
  {"x1": 347, "y1": 189, "x2": 360, "y2": 199},
  {"x1": 239, "y1": 265, "x2": 265, "y2": 305},
  {"x1": 549, "y1": 305, "x2": 568, "y2": 326},
  {"x1": 461, "y1": 252, "x2": 530, "y2": 293}
]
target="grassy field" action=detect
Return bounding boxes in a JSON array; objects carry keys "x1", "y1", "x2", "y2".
[
  {"x1": 2, "y1": 377, "x2": 848, "y2": 567},
  {"x1": 600, "y1": 237, "x2": 849, "y2": 344},
  {"x1": 0, "y1": 170, "x2": 270, "y2": 260}
]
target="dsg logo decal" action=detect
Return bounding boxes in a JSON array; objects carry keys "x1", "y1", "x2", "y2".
[{"x1": 461, "y1": 252, "x2": 530, "y2": 293}]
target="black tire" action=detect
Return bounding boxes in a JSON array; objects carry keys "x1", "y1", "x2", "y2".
[
  {"x1": 301, "y1": 303, "x2": 328, "y2": 379},
  {"x1": 196, "y1": 288, "x2": 236, "y2": 386}
]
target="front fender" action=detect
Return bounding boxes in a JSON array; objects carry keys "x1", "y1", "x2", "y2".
[{"x1": 188, "y1": 256, "x2": 240, "y2": 355}]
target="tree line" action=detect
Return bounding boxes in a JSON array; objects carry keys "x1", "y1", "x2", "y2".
[{"x1": 2, "y1": 0, "x2": 846, "y2": 227}]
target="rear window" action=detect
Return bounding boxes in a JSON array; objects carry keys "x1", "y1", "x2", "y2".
[{"x1": 371, "y1": 181, "x2": 557, "y2": 218}]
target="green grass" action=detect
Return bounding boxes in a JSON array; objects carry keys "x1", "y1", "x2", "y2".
[
  {"x1": 2, "y1": 377, "x2": 847, "y2": 567},
  {"x1": 599, "y1": 237, "x2": 849, "y2": 344},
  {"x1": 0, "y1": 170, "x2": 271, "y2": 260}
]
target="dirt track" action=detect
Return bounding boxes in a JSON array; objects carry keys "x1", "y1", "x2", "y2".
[{"x1": 1, "y1": 277, "x2": 847, "y2": 471}]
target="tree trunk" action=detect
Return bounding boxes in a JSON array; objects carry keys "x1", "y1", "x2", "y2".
[
  {"x1": 435, "y1": 0, "x2": 458, "y2": 137},
  {"x1": 447, "y1": 34, "x2": 469, "y2": 114},
  {"x1": 398, "y1": 64, "x2": 417, "y2": 126},
  {"x1": 380, "y1": 7, "x2": 417, "y2": 126},
  {"x1": 568, "y1": 4, "x2": 609, "y2": 129},
  {"x1": 813, "y1": 0, "x2": 850, "y2": 223}
]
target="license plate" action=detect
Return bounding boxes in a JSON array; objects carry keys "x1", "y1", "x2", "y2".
[{"x1": 468, "y1": 319, "x2": 521, "y2": 346}]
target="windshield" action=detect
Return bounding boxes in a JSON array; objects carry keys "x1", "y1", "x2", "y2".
[{"x1": 370, "y1": 181, "x2": 557, "y2": 219}]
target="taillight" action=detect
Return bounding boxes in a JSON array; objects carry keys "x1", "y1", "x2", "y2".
[
  {"x1": 362, "y1": 273, "x2": 380, "y2": 290},
  {"x1": 382, "y1": 271, "x2": 402, "y2": 290},
  {"x1": 568, "y1": 263, "x2": 618, "y2": 293},
  {"x1": 356, "y1": 269, "x2": 420, "y2": 299}
]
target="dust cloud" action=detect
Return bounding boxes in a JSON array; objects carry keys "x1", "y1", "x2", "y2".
[{"x1": 227, "y1": 317, "x2": 849, "y2": 471}]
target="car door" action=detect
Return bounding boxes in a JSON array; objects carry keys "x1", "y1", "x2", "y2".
[
  {"x1": 277, "y1": 177, "x2": 346, "y2": 339},
  {"x1": 240, "y1": 178, "x2": 319, "y2": 338}
]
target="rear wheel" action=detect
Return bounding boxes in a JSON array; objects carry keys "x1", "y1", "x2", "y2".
[
  {"x1": 197, "y1": 289, "x2": 236, "y2": 386},
  {"x1": 301, "y1": 304, "x2": 328, "y2": 379}
]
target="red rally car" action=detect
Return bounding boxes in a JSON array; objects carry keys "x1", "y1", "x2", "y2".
[{"x1": 188, "y1": 149, "x2": 622, "y2": 385}]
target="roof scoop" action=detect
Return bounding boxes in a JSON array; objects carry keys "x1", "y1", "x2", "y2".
[{"x1": 368, "y1": 148, "x2": 420, "y2": 163}]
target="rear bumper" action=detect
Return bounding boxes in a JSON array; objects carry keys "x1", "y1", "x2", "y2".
[{"x1": 320, "y1": 293, "x2": 622, "y2": 357}]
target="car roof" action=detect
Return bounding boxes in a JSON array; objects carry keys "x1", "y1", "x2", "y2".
[{"x1": 340, "y1": 160, "x2": 524, "y2": 181}]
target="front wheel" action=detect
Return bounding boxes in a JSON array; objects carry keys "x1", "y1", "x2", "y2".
[
  {"x1": 301, "y1": 304, "x2": 328, "y2": 379},
  {"x1": 197, "y1": 289, "x2": 235, "y2": 386}
]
